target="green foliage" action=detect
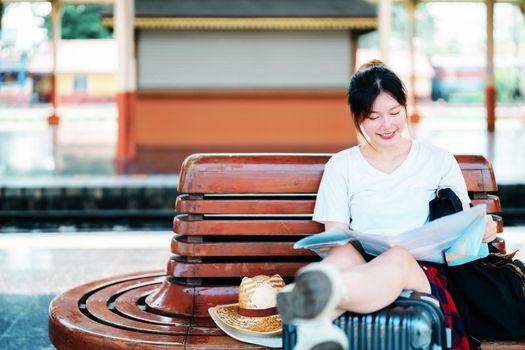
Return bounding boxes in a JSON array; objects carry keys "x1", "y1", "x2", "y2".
[
  {"x1": 443, "y1": 67, "x2": 522, "y2": 104},
  {"x1": 447, "y1": 92, "x2": 484, "y2": 104},
  {"x1": 42, "y1": 4, "x2": 112, "y2": 39},
  {"x1": 495, "y1": 67, "x2": 522, "y2": 103}
]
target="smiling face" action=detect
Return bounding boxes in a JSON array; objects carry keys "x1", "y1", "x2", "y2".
[{"x1": 360, "y1": 91, "x2": 407, "y2": 148}]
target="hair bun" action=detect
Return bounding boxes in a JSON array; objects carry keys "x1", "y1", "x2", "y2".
[{"x1": 357, "y1": 59, "x2": 386, "y2": 72}]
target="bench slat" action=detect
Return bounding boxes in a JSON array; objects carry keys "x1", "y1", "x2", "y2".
[
  {"x1": 480, "y1": 339, "x2": 525, "y2": 349},
  {"x1": 179, "y1": 154, "x2": 328, "y2": 194},
  {"x1": 168, "y1": 259, "x2": 307, "y2": 278},
  {"x1": 185, "y1": 334, "x2": 265, "y2": 349},
  {"x1": 85, "y1": 280, "x2": 189, "y2": 334},
  {"x1": 174, "y1": 215, "x2": 501, "y2": 235},
  {"x1": 178, "y1": 154, "x2": 497, "y2": 193},
  {"x1": 176, "y1": 195, "x2": 501, "y2": 215},
  {"x1": 174, "y1": 215, "x2": 322, "y2": 235},
  {"x1": 171, "y1": 236, "x2": 314, "y2": 257},
  {"x1": 176, "y1": 196, "x2": 315, "y2": 214},
  {"x1": 471, "y1": 195, "x2": 500, "y2": 212}
]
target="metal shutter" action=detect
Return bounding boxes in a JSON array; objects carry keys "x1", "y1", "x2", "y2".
[{"x1": 138, "y1": 30, "x2": 351, "y2": 89}]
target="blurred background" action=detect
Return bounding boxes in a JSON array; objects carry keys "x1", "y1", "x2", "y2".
[
  {"x1": 1, "y1": 0, "x2": 525, "y2": 230},
  {"x1": 1, "y1": 0, "x2": 525, "y2": 348}
]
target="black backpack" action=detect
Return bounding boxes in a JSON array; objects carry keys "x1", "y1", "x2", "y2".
[{"x1": 429, "y1": 188, "x2": 525, "y2": 339}]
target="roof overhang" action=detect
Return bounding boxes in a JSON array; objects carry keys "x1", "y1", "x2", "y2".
[
  {"x1": 99, "y1": 0, "x2": 377, "y2": 31},
  {"x1": 101, "y1": 16, "x2": 377, "y2": 31}
]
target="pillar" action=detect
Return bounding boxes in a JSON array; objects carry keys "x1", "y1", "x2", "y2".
[
  {"x1": 407, "y1": 0, "x2": 420, "y2": 123},
  {"x1": 379, "y1": 0, "x2": 392, "y2": 65},
  {"x1": 115, "y1": 0, "x2": 137, "y2": 162},
  {"x1": 48, "y1": 0, "x2": 61, "y2": 126},
  {"x1": 350, "y1": 31, "x2": 359, "y2": 75},
  {"x1": 486, "y1": 0, "x2": 496, "y2": 131}
]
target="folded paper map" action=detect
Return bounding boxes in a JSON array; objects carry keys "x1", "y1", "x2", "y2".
[{"x1": 295, "y1": 205, "x2": 489, "y2": 266}]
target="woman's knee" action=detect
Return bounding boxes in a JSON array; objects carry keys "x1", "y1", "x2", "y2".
[
  {"x1": 382, "y1": 246, "x2": 416, "y2": 268},
  {"x1": 324, "y1": 243, "x2": 366, "y2": 268},
  {"x1": 383, "y1": 246, "x2": 430, "y2": 293}
]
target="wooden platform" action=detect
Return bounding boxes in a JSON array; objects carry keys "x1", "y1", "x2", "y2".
[{"x1": 49, "y1": 270, "x2": 266, "y2": 349}]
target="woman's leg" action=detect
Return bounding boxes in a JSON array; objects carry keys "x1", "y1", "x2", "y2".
[
  {"x1": 322, "y1": 243, "x2": 367, "y2": 271},
  {"x1": 321, "y1": 243, "x2": 368, "y2": 318},
  {"x1": 277, "y1": 245, "x2": 430, "y2": 320},
  {"x1": 336, "y1": 246, "x2": 431, "y2": 314}
]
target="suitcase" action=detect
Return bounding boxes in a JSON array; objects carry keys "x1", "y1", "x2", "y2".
[{"x1": 283, "y1": 291, "x2": 450, "y2": 350}]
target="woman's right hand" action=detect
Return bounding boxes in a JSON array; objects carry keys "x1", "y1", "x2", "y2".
[{"x1": 482, "y1": 215, "x2": 498, "y2": 243}]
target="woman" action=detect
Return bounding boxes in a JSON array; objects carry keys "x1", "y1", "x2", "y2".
[{"x1": 276, "y1": 60, "x2": 497, "y2": 350}]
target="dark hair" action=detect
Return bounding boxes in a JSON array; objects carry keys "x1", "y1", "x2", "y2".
[{"x1": 347, "y1": 60, "x2": 407, "y2": 138}]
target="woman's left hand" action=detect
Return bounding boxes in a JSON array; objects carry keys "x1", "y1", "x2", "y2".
[{"x1": 482, "y1": 214, "x2": 498, "y2": 243}]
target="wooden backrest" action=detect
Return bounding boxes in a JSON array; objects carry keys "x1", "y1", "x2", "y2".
[
  {"x1": 175, "y1": 153, "x2": 500, "y2": 221},
  {"x1": 173, "y1": 153, "x2": 501, "y2": 258}
]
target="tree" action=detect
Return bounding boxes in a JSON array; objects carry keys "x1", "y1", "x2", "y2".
[{"x1": 41, "y1": 4, "x2": 112, "y2": 39}]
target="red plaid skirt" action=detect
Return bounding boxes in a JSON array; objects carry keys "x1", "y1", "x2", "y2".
[{"x1": 419, "y1": 262, "x2": 471, "y2": 350}]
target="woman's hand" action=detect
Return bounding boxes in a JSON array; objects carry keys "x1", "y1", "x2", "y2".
[{"x1": 483, "y1": 215, "x2": 498, "y2": 243}]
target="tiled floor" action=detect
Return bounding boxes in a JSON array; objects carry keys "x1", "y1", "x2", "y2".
[{"x1": 1, "y1": 228, "x2": 525, "y2": 350}]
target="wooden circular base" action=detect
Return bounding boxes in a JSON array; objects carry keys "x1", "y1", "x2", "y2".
[{"x1": 49, "y1": 270, "x2": 260, "y2": 349}]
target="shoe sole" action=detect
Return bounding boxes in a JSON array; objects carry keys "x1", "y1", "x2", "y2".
[
  {"x1": 310, "y1": 341, "x2": 346, "y2": 350},
  {"x1": 277, "y1": 270, "x2": 333, "y2": 323}
]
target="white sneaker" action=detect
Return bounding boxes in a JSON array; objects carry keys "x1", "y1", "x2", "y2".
[
  {"x1": 277, "y1": 262, "x2": 346, "y2": 323},
  {"x1": 293, "y1": 319, "x2": 349, "y2": 350}
]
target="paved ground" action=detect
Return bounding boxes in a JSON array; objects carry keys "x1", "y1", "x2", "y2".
[{"x1": 0, "y1": 231, "x2": 172, "y2": 350}]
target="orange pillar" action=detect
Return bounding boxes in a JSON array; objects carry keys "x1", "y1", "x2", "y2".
[
  {"x1": 486, "y1": 0, "x2": 496, "y2": 131},
  {"x1": 48, "y1": 0, "x2": 61, "y2": 174},
  {"x1": 115, "y1": 0, "x2": 137, "y2": 163},
  {"x1": 407, "y1": 0, "x2": 420, "y2": 124},
  {"x1": 48, "y1": 0, "x2": 61, "y2": 126}
]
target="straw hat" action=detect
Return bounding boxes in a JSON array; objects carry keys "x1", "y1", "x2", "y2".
[{"x1": 212, "y1": 274, "x2": 286, "y2": 335}]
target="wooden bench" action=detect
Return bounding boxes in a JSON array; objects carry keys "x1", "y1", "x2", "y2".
[{"x1": 49, "y1": 153, "x2": 524, "y2": 350}]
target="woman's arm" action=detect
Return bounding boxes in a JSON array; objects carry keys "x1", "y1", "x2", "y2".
[{"x1": 324, "y1": 221, "x2": 350, "y2": 231}]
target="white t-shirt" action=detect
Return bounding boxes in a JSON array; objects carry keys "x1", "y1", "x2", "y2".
[{"x1": 312, "y1": 140, "x2": 470, "y2": 236}]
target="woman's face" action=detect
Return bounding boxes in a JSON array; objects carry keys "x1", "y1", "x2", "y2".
[{"x1": 360, "y1": 91, "x2": 406, "y2": 147}]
